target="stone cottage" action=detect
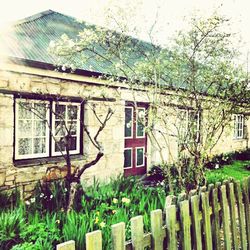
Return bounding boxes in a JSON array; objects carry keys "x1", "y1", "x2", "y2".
[{"x1": 0, "y1": 10, "x2": 249, "y2": 193}]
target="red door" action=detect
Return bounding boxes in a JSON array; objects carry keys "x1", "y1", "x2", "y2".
[{"x1": 124, "y1": 102, "x2": 147, "y2": 176}]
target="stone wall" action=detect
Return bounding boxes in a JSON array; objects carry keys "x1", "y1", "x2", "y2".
[{"x1": 0, "y1": 63, "x2": 249, "y2": 195}]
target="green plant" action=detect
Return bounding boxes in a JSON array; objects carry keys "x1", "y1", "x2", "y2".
[{"x1": 0, "y1": 207, "x2": 25, "y2": 249}]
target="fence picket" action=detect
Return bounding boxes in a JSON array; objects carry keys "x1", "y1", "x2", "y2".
[
  {"x1": 179, "y1": 200, "x2": 192, "y2": 250},
  {"x1": 131, "y1": 215, "x2": 144, "y2": 250},
  {"x1": 219, "y1": 185, "x2": 232, "y2": 250},
  {"x1": 190, "y1": 195, "x2": 202, "y2": 250},
  {"x1": 165, "y1": 205, "x2": 177, "y2": 250},
  {"x1": 86, "y1": 230, "x2": 102, "y2": 250},
  {"x1": 151, "y1": 209, "x2": 164, "y2": 250},
  {"x1": 235, "y1": 180, "x2": 247, "y2": 250},
  {"x1": 211, "y1": 187, "x2": 221, "y2": 249},
  {"x1": 201, "y1": 192, "x2": 212, "y2": 250},
  {"x1": 112, "y1": 222, "x2": 125, "y2": 250},
  {"x1": 226, "y1": 182, "x2": 239, "y2": 249},
  {"x1": 242, "y1": 177, "x2": 250, "y2": 247},
  {"x1": 56, "y1": 240, "x2": 75, "y2": 250}
]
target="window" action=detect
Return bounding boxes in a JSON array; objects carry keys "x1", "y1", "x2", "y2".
[
  {"x1": 125, "y1": 107, "x2": 133, "y2": 138},
  {"x1": 15, "y1": 99, "x2": 50, "y2": 159},
  {"x1": 52, "y1": 102, "x2": 81, "y2": 156},
  {"x1": 124, "y1": 148, "x2": 132, "y2": 169},
  {"x1": 136, "y1": 108, "x2": 145, "y2": 138},
  {"x1": 136, "y1": 147, "x2": 145, "y2": 167},
  {"x1": 234, "y1": 114, "x2": 244, "y2": 139},
  {"x1": 15, "y1": 98, "x2": 82, "y2": 160}
]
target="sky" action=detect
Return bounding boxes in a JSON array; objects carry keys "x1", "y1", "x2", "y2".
[{"x1": 1, "y1": 0, "x2": 250, "y2": 59}]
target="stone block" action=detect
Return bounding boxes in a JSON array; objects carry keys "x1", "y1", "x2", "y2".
[
  {"x1": 0, "y1": 170, "x2": 6, "y2": 186},
  {"x1": 0, "y1": 127, "x2": 13, "y2": 146},
  {"x1": 24, "y1": 183, "x2": 36, "y2": 192},
  {"x1": 4, "y1": 180, "x2": 14, "y2": 186},
  {"x1": 0, "y1": 146, "x2": 13, "y2": 164}
]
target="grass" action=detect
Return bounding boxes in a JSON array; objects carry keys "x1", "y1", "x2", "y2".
[{"x1": 206, "y1": 160, "x2": 250, "y2": 184}]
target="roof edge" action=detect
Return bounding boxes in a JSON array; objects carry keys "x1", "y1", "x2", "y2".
[{"x1": 14, "y1": 10, "x2": 54, "y2": 26}]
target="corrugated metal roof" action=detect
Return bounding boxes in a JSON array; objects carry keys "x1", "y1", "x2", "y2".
[{"x1": 0, "y1": 10, "x2": 151, "y2": 76}]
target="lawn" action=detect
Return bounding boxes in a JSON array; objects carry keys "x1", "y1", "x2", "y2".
[{"x1": 206, "y1": 160, "x2": 250, "y2": 184}]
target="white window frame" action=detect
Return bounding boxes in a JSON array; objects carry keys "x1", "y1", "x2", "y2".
[
  {"x1": 15, "y1": 99, "x2": 50, "y2": 160},
  {"x1": 124, "y1": 147, "x2": 133, "y2": 169},
  {"x1": 125, "y1": 107, "x2": 133, "y2": 139},
  {"x1": 136, "y1": 146, "x2": 145, "y2": 168},
  {"x1": 136, "y1": 107, "x2": 146, "y2": 138},
  {"x1": 234, "y1": 114, "x2": 244, "y2": 139},
  {"x1": 52, "y1": 101, "x2": 81, "y2": 156}
]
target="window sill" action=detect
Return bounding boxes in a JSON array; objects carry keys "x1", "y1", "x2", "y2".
[
  {"x1": 14, "y1": 155, "x2": 85, "y2": 168},
  {"x1": 233, "y1": 138, "x2": 247, "y2": 141}
]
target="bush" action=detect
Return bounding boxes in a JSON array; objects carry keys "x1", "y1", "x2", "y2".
[{"x1": 205, "y1": 172, "x2": 230, "y2": 184}]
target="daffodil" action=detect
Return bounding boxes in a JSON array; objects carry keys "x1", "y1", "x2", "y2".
[
  {"x1": 122, "y1": 197, "x2": 130, "y2": 204},
  {"x1": 94, "y1": 217, "x2": 99, "y2": 224},
  {"x1": 112, "y1": 210, "x2": 117, "y2": 214},
  {"x1": 112, "y1": 198, "x2": 118, "y2": 204},
  {"x1": 99, "y1": 222, "x2": 106, "y2": 228}
]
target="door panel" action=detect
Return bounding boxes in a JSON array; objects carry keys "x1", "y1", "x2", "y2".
[{"x1": 124, "y1": 103, "x2": 147, "y2": 176}]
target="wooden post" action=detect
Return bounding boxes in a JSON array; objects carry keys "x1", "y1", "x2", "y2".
[
  {"x1": 226, "y1": 182, "x2": 239, "y2": 249},
  {"x1": 151, "y1": 209, "x2": 164, "y2": 250},
  {"x1": 201, "y1": 191, "x2": 213, "y2": 250},
  {"x1": 112, "y1": 222, "x2": 125, "y2": 250},
  {"x1": 190, "y1": 195, "x2": 202, "y2": 250},
  {"x1": 219, "y1": 185, "x2": 232, "y2": 250},
  {"x1": 86, "y1": 230, "x2": 102, "y2": 250},
  {"x1": 242, "y1": 177, "x2": 250, "y2": 247},
  {"x1": 235, "y1": 180, "x2": 247, "y2": 250},
  {"x1": 165, "y1": 205, "x2": 177, "y2": 250},
  {"x1": 179, "y1": 200, "x2": 192, "y2": 250},
  {"x1": 56, "y1": 240, "x2": 75, "y2": 250},
  {"x1": 211, "y1": 187, "x2": 220, "y2": 249},
  {"x1": 131, "y1": 215, "x2": 144, "y2": 250}
]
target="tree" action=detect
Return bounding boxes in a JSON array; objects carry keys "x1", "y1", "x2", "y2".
[
  {"x1": 50, "y1": 11, "x2": 248, "y2": 192},
  {"x1": 17, "y1": 97, "x2": 113, "y2": 211}
]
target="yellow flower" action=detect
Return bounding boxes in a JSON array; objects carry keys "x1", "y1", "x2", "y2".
[
  {"x1": 112, "y1": 210, "x2": 117, "y2": 214},
  {"x1": 94, "y1": 217, "x2": 99, "y2": 224},
  {"x1": 99, "y1": 222, "x2": 106, "y2": 228},
  {"x1": 96, "y1": 211, "x2": 100, "y2": 215},
  {"x1": 112, "y1": 198, "x2": 118, "y2": 204},
  {"x1": 122, "y1": 197, "x2": 130, "y2": 204},
  {"x1": 56, "y1": 220, "x2": 60, "y2": 224}
]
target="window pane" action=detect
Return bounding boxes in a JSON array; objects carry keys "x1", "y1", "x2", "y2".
[
  {"x1": 34, "y1": 120, "x2": 46, "y2": 136},
  {"x1": 68, "y1": 121, "x2": 77, "y2": 136},
  {"x1": 55, "y1": 104, "x2": 66, "y2": 120},
  {"x1": 68, "y1": 105, "x2": 78, "y2": 120},
  {"x1": 136, "y1": 109, "x2": 145, "y2": 137},
  {"x1": 69, "y1": 137, "x2": 77, "y2": 150},
  {"x1": 55, "y1": 121, "x2": 66, "y2": 136},
  {"x1": 18, "y1": 102, "x2": 32, "y2": 119},
  {"x1": 18, "y1": 138, "x2": 32, "y2": 155},
  {"x1": 18, "y1": 120, "x2": 32, "y2": 137},
  {"x1": 125, "y1": 108, "x2": 132, "y2": 137},
  {"x1": 124, "y1": 149, "x2": 132, "y2": 168},
  {"x1": 55, "y1": 137, "x2": 66, "y2": 152},
  {"x1": 33, "y1": 103, "x2": 47, "y2": 118},
  {"x1": 136, "y1": 148, "x2": 144, "y2": 166},
  {"x1": 34, "y1": 138, "x2": 46, "y2": 154}
]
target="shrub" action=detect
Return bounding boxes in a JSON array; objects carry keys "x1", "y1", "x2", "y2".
[
  {"x1": 205, "y1": 172, "x2": 230, "y2": 184},
  {"x1": 0, "y1": 207, "x2": 25, "y2": 249}
]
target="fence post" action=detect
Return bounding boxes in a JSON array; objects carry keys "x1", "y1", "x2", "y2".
[
  {"x1": 179, "y1": 200, "x2": 192, "y2": 250},
  {"x1": 56, "y1": 240, "x2": 75, "y2": 250},
  {"x1": 151, "y1": 209, "x2": 164, "y2": 250},
  {"x1": 226, "y1": 182, "x2": 239, "y2": 249},
  {"x1": 111, "y1": 222, "x2": 125, "y2": 250},
  {"x1": 190, "y1": 195, "x2": 202, "y2": 250},
  {"x1": 201, "y1": 191, "x2": 213, "y2": 250},
  {"x1": 131, "y1": 215, "x2": 144, "y2": 250},
  {"x1": 219, "y1": 185, "x2": 232, "y2": 250},
  {"x1": 86, "y1": 230, "x2": 102, "y2": 250},
  {"x1": 165, "y1": 205, "x2": 177, "y2": 250},
  {"x1": 235, "y1": 180, "x2": 247, "y2": 250},
  {"x1": 242, "y1": 177, "x2": 250, "y2": 247}
]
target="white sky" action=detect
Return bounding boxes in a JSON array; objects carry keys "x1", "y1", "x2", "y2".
[{"x1": 1, "y1": 0, "x2": 250, "y2": 58}]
